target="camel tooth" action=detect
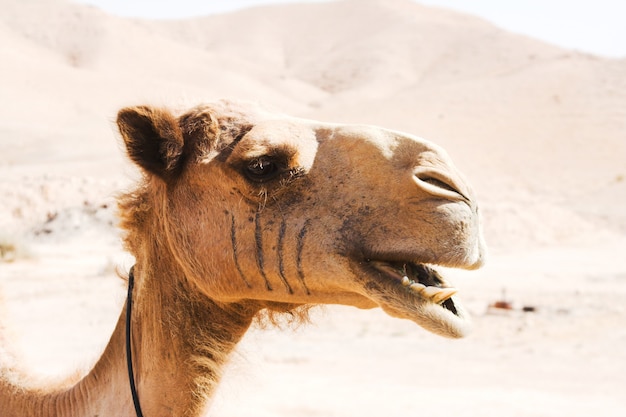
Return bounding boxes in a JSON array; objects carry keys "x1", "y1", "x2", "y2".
[
  {"x1": 421, "y1": 285, "x2": 458, "y2": 303},
  {"x1": 431, "y1": 288, "x2": 458, "y2": 304},
  {"x1": 420, "y1": 286, "x2": 441, "y2": 300},
  {"x1": 401, "y1": 276, "x2": 412, "y2": 287},
  {"x1": 409, "y1": 282, "x2": 426, "y2": 293}
]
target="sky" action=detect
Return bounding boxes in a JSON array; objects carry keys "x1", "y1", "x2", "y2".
[{"x1": 73, "y1": 0, "x2": 626, "y2": 58}]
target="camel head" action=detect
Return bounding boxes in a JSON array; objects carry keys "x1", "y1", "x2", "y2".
[{"x1": 117, "y1": 101, "x2": 486, "y2": 338}]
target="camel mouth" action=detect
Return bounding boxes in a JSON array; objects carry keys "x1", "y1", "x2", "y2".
[
  {"x1": 370, "y1": 261, "x2": 459, "y2": 315},
  {"x1": 359, "y1": 259, "x2": 471, "y2": 338}
]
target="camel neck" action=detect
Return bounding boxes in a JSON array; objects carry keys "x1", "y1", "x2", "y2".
[
  {"x1": 124, "y1": 264, "x2": 259, "y2": 416},
  {"x1": 0, "y1": 265, "x2": 259, "y2": 417}
]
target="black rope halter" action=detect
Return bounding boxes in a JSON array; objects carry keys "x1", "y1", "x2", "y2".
[{"x1": 126, "y1": 266, "x2": 145, "y2": 417}]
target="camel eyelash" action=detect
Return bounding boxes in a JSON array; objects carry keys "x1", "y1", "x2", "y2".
[{"x1": 240, "y1": 154, "x2": 297, "y2": 184}]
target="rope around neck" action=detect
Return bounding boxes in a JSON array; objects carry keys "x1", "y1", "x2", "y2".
[{"x1": 126, "y1": 266, "x2": 145, "y2": 417}]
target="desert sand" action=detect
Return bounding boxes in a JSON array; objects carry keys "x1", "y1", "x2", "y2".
[{"x1": 1, "y1": 0, "x2": 625, "y2": 415}]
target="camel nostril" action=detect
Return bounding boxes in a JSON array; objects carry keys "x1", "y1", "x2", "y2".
[
  {"x1": 418, "y1": 176, "x2": 458, "y2": 193},
  {"x1": 414, "y1": 172, "x2": 468, "y2": 201}
]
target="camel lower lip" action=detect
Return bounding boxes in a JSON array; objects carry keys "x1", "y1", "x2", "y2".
[
  {"x1": 357, "y1": 259, "x2": 471, "y2": 338},
  {"x1": 360, "y1": 259, "x2": 472, "y2": 337}
]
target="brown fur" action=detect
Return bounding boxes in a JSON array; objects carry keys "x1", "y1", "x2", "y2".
[{"x1": 0, "y1": 100, "x2": 486, "y2": 416}]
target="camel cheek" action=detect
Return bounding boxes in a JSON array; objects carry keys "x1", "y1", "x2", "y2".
[{"x1": 158, "y1": 187, "x2": 231, "y2": 293}]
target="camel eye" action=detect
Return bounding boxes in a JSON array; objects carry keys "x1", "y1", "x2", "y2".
[{"x1": 245, "y1": 155, "x2": 280, "y2": 182}]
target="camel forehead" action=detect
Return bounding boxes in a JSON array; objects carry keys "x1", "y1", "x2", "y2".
[
  {"x1": 245, "y1": 119, "x2": 317, "y2": 148},
  {"x1": 211, "y1": 100, "x2": 454, "y2": 173},
  {"x1": 246, "y1": 119, "x2": 425, "y2": 156},
  {"x1": 241, "y1": 120, "x2": 406, "y2": 169},
  {"x1": 207, "y1": 100, "x2": 436, "y2": 160}
]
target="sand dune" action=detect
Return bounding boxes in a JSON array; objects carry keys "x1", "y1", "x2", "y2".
[{"x1": 1, "y1": 0, "x2": 625, "y2": 416}]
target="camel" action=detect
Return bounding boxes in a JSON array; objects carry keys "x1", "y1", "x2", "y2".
[{"x1": 0, "y1": 100, "x2": 486, "y2": 416}]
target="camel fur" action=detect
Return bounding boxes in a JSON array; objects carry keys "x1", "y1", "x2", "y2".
[{"x1": 0, "y1": 100, "x2": 486, "y2": 416}]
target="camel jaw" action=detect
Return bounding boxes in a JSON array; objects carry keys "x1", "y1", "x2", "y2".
[{"x1": 362, "y1": 260, "x2": 471, "y2": 338}]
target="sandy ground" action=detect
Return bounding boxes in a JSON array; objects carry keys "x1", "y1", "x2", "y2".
[{"x1": 1, "y1": 0, "x2": 625, "y2": 416}]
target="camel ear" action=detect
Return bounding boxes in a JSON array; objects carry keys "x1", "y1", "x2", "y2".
[{"x1": 117, "y1": 106, "x2": 184, "y2": 179}]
